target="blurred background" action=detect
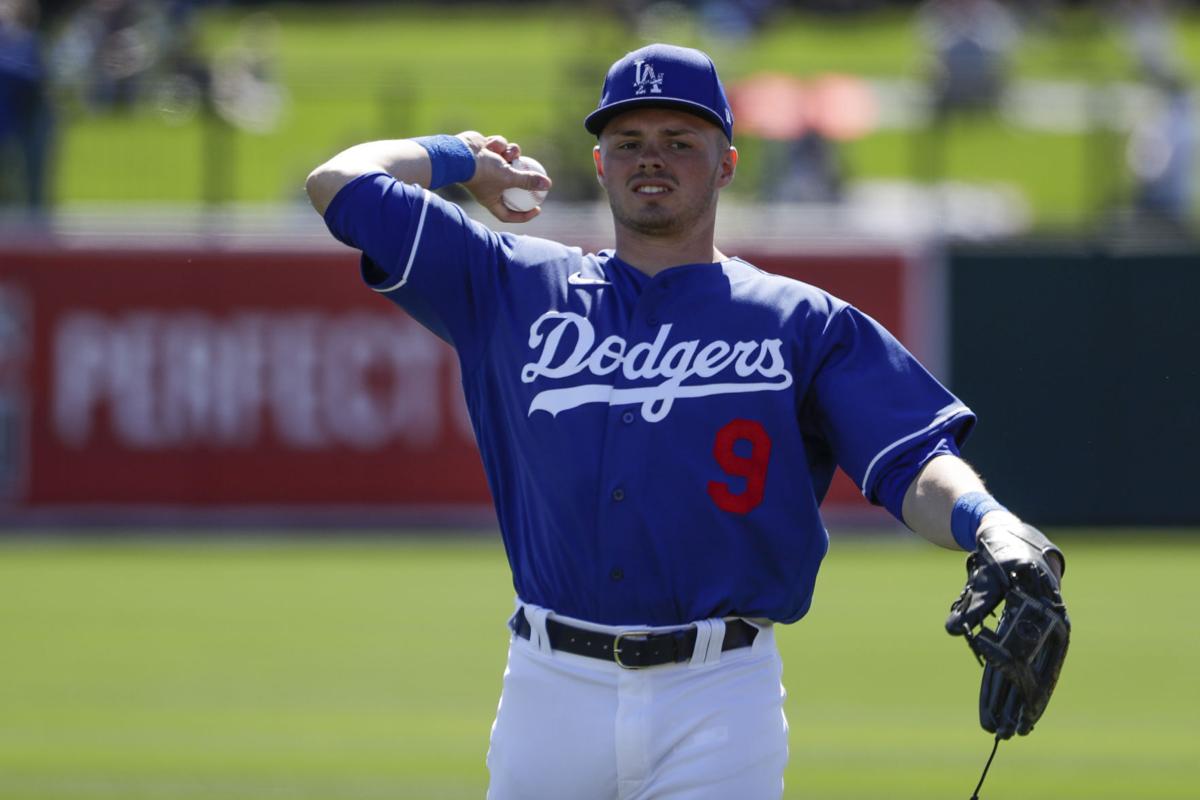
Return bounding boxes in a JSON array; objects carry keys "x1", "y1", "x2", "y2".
[
  {"x1": 5, "y1": 0, "x2": 1200, "y2": 232},
  {"x1": 1, "y1": 2, "x2": 1198, "y2": 799}
]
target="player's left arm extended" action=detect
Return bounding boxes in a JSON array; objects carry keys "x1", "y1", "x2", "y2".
[
  {"x1": 901, "y1": 454, "x2": 1062, "y2": 574},
  {"x1": 905, "y1": 454, "x2": 1070, "y2": 742}
]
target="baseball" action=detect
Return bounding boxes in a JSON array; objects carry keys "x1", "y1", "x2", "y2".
[{"x1": 501, "y1": 156, "x2": 549, "y2": 212}]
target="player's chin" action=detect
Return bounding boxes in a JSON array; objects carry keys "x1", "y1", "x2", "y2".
[
  {"x1": 611, "y1": 198, "x2": 675, "y2": 231},
  {"x1": 624, "y1": 210, "x2": 684, "y2": 236},
  {"x1": 624, "y1": 194, "x2": 673, "y2": 215}
]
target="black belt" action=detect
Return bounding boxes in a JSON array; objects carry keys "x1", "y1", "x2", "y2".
[{"x1": 510, "y1": 608, "x2": 758, "y2": 669}]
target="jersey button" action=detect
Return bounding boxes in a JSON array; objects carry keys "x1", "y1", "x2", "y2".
[
  {"x1": 621, "y1": 410, "x2": 635, "y2": 424},
  {"x1": 611, "y1": 487, "x2": 625, "y2": 502},
  {"x1": 610, "y1": 567, "x2": 624, "y2": 581},
  {"x1": 647, "y1": 315, "x2": 659, "y2": 326}
]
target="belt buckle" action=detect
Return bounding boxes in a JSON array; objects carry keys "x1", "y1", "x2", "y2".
[{"x1": 613, "y1": 630, "x2": 653, "y2": 669}]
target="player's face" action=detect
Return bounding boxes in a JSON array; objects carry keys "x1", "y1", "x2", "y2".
[{"x1": 594, "y1": 108, "x2": 737, "y2": 239}]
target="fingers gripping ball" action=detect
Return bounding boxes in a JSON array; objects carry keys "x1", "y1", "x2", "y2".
[
  {"x1": 502, "y1": 156, "x2": 549, "y2": 212},
  {"x1": 946, "y1": 524, "x2": 1070, "y2": 739}
]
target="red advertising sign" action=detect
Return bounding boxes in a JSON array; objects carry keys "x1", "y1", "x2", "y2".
[{"x1": 0, "y1": 244, "x2": 936, "y2": 525}]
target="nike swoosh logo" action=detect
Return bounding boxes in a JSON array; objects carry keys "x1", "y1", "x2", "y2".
[{"x1": 568, "y1": 271, "x2": 612, "y2": 287}]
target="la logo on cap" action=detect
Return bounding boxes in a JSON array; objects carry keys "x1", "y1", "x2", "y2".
[{"x1": 633, "y1": 59, "x2": 664, "y2": 96}]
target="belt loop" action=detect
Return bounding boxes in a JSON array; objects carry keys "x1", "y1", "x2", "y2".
[
  {"x1": 525, "y1": 604, "x2": 554, "y2": 656},
  {"x1": 689, "y1": 620, "x2": 711, "y2": 668},
  {"x1": 689, "y1": 618, "x2": 726, "y2": 667},
  {"x1": 706, "y1": 618, "x2": 727, "y2": 663},
  {"x1": 749, "y1": 619, "x2": 774, "y2": 652}
]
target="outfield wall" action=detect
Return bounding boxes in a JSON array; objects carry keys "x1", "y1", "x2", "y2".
[
  {"x1": 0, "y1": 242, "x2": 938, "y2": 527},
  {"x1": 948, "y1": 246, "x2": 1199, "y2": 526}
]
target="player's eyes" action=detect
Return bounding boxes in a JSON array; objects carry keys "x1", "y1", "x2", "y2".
[{"x1": 612, "y1": 139, "x2": 691, "y2": 152}]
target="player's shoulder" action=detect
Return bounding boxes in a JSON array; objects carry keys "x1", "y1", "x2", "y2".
[
  {"x1": 502, "y1": 231, "x2": 586, "y2": 262},
  {"x1": 367, "y1": 181, "x2": 580, "y2": 265},
  {"x1": 496, "y1": 232, "x2": 598, "y2": 280},
  {"x1": 722, "y1": 257, "x2": 848, "y2": 318}
]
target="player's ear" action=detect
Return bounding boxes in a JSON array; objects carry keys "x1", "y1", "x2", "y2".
[
  {"x1": 717, "y1": 146, "x2": 738, "y2": 188},
  {"x1": 593, "y1": 145, "x2": 604, "y2": 178}
]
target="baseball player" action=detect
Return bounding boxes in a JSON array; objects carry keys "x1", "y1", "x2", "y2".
[{"x1": 306, "y1": 43, "x2": 1068, "y2": 800}]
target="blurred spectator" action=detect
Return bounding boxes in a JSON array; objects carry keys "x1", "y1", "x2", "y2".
[
  {"x1": 53, "y1": 0, "x2": 161, "y2": 112},
  {"x1": 0, "y1": 0, "x2": 54, "y2": 212},
  {"x1": 916, "y1": 0, "x2": 1018, "y2": 117},
  {"x1": 731, "y1": 72, "x2": 876, "y2": 203},
  {"x1": 211, "y1": 11, "x2": 286, "y2": 134},
  {"x1": 1126, "y1": 69, "x2": 1193, "y2": 228},
  {"x1": 1005, "y1": 0, "x2": 1063, "y2": 34},
  {"x1": 1112, "y1": 0, "x2": 1180, "y2": 81},
  {"x1": 1113, "y1": 1, "x2": 1194, "y2": 229},
  {"x1": 626, "y1": 0, "x2": 779, "y2": 43},
  {"x1": 759, "y1": 130, "x2": 844, "y2": 203},
  {"x1": 697, "y1": 0, "x2": 778, "y2": 41},
  {"x1": 152, "y1": 12, "x2": 211, "y2": 126},
  {"x1": 914, "y1": 0, "x2": 1019, "y2": 185}
]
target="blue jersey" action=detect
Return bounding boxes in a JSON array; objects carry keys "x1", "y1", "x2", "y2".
[{"x1": 324, "y1": 172, "x2": 975, "y2": 626}]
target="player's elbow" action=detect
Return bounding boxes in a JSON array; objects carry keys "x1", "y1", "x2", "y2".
[{"x1": 305, "y1": 163, "x2": 345, "y2": 216}]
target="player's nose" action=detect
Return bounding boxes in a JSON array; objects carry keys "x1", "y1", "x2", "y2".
[{"x1": 636, "y1": 143, "x2": 665, "y2": 169}]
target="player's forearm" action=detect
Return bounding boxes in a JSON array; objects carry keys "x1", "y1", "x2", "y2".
[
  {"x1": 305, "y1": 139, "x2": 434, "y2": 215},
  {"x1": 901, "y1": 454, "x2": 1020, "y2": 550},
  {"x1": 306, "y1": 132, "x2": 548, "y2": 224}
]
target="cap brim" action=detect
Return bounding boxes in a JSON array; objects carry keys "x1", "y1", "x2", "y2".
[{"x1": 585, "y1": 97, "x2": 729, "y2": 138}]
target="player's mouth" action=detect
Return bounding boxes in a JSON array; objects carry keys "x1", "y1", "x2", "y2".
[{"x1": 629, "y1": 180, "x2": 675, "y2": 196}]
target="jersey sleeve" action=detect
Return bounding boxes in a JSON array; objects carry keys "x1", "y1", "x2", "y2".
[
  {"x1": 322, "y1": 171, "x2": 509, "y2": 364},
  {"x1": 806, "y1": 303, "x2": 975, "y2": 518}
]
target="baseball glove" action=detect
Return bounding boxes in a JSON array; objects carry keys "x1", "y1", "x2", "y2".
[{"x1": 946, "y1": 524, "x2": 1070, "y2": 739}]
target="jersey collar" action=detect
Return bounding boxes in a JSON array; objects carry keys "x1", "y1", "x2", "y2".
[{"x1": 603, "y1": 251, "x2": 729, "y2": 285}]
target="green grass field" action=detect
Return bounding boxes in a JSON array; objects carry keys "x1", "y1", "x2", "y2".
[{"x1": 1, "y1": 531, "x2": 1196, "y2": 799}]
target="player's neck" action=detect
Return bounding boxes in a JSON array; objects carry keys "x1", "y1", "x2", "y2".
[{"x1": 613, "y1": 226, "x2": 725, "y2": 276}]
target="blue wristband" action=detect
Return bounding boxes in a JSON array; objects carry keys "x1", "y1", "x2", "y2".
[
  {"x1": 412, "y1": 134, "x2": 476, "y2": 189},
  {"x1": 950, "y1": 491, "x2": 1008, "y2": 551}
]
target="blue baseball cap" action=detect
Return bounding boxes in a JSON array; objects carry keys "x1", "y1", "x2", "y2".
[{"x1": 584, "y1": 43, "x2": 734, "y2": 142}]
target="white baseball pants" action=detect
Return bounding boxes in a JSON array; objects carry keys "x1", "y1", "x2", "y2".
[{"x1": 486, "y1": 601, "x2": 789, "y2": 800}]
